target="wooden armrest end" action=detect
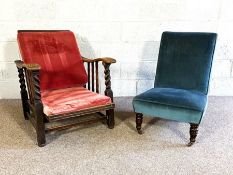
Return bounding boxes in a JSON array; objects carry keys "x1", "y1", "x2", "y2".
[
  {"x1": 82, "y1": 57, "x2": 116, "y2": 64},
  {"x1": 15, "y1": 60, "x2": 40, "y2": 70}
]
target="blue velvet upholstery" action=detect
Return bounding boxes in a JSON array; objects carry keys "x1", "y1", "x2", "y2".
[
  {"x1": 134, "y1": 88, "x2": 207, "y2": 111},
  {"x1": 133, "y1": 32, "x2": 217, "y2": 124},
  {"x1": 133, "y1": 100, "x2": 204, "y2": 124},
  {"x1": 155, "y1": 32, "x2": 217, "y2": 94}
]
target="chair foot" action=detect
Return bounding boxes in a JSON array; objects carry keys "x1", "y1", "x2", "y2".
[
  {"x1": 137, "y1": 129, "x2": 143, "y2": 135},
  {"x1": 36, "y1": 129, "x2": 46, "y2": 147},
  {"x1": 187, "y1": 142, "x2": 194, "y2": 147},
  {"x1": 38, "y1": 142, "x2": 46, "y2": 147},
  {"x1": 107, "y1": 109, "x2": 115, "y2": 129},
  {"x1": 136, "y1": 113, "x2": 143, "y2": 134},
  {"x1": 188, "y1": 123, "x2": 199, "y2": 146},
  {"x1": 35, "y1": 102, "x2": 46, "y2": 147},
  {"x1": 22, "y1": 106, "x2": 29, "y2": 120},
  {"x1": 108, "y1": 125, "x2": 114, "y2": 129},
  {"x1": 24, "y1": 114, "x2": 29, "y2": 120}
]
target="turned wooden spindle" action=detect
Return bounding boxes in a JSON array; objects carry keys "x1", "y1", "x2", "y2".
[
  {"x1": 87, "y1": 63, "x2": 90, "y2": 90},
  {"x1": 103, "y1": 63, "x2": 113, "y2": 102},
  {"x1": 91, "y1": 62, "x2": 94, "y2": 92},
  {"x1": 95, "y1": 62, "x2": 99, "y2": 93},
  {"x1": 32, "y1": 70, "x2": 41, "y2": 100},
  {"x1": 31, "y1": 70, "x2": 45, "y2": 147},
  {"x1": 17, "y1": 67, "x2": 29, "y2": 120}
]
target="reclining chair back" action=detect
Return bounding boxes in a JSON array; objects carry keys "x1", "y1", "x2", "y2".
[{"x1": 17, "y1": 31, "x2": 87, "y2": 91}]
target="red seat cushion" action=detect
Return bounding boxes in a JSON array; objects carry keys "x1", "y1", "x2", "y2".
[
  {"x1": 41, "y1": 87, "x2": 112, "y2": 116},
  {"x1": 17, "y1": 31, "x2": 87, "y2": 91}
]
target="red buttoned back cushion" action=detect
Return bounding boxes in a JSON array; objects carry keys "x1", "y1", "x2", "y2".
[{"x1": 17, "y1": 31, "x2": 88, "y2": 91}]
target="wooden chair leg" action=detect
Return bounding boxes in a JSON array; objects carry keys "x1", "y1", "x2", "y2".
[
  {"x1": 21, "y1": 92, "x2": 29, "y2": 120},
  {"x1": 136, "y1": 113, "x2": 143, "y2": 134},
  {"x1": 107, "y1": 109, "x2": 114, "y2": 129},
  {"x1": 36, "y1": 121, "x2": 46, "y2": 147},
  {"x1": 35, "y1": 102, "x2": 46, "y2": 147},
  {"x1": 188, "y1": 123, "x2": 199, "y2": 146}
]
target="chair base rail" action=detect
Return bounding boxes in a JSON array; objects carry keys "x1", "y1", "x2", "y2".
[
  {"x1": 45, "y1": 115, "x2": 106, "y2": 133},
  {"x1": 25, "y1": 103, "x2": 114, "y2": 147},
  {"x1": 46, "y1": 104, "x2": 114, "y2": 122}
]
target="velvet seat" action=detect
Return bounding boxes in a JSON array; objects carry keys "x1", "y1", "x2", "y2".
[
  {"x1": 133, "y1": 88, "x2": 206, "y2": 124},
  {"x1": 133, "y1": 32, "x2": 217, "y2": 146},
  {"x1": 133, "y1": 88, "x2": 207, "y2": 112}
]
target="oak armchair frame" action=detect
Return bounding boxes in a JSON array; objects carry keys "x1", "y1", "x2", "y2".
[{"x1": 15, "y1": 30, "x2": 116, "y2": 147}]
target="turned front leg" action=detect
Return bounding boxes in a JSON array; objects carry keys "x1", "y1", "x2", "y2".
[
  {"x1": 136, "y1": 113, "x2": 143, "y2": 134},
  {"x1": 188, "y1": 123, "x2": 199, "y2": 146}
]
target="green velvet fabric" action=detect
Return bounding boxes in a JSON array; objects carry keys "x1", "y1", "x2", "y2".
[{"x1": 133, "y1": 32, "x2": 217, "y2": 124}]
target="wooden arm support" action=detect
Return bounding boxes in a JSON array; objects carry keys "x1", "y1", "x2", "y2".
[
  {"x1": 15, "y1": 60, "x2": 42, "y2": 102},
  {"x1": 103, "y1": 62, "x2": 113, "y2": 102},
  {"x1": 15, "y1": 60, "x2": 30, "y2": 119},
  {"x1": 81, "y1": 57, "x2": 116, "y2": 102},
  {"x1": 15, "y1": 60, "x2": 45, "y2": 146}
]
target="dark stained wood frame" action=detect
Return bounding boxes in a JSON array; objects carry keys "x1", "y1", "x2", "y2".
[
  {"x1": 15, "y1": 30, "x2": 116, "y2": 147},
  {"x1": 135, "y1": 113, "x2": 200, "y2": 146}
]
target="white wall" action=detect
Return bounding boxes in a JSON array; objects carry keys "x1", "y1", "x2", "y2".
[{"x1": 0, "y1": 0, "x2": 233, "y2": 98}]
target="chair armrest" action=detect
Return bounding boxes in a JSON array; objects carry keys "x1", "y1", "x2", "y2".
[
  {"x1": 15, "y1": 60, "x2": 24, "y2": 69},
  {"x1": 23, "y1": 64, "x2": 41, "y2": 71},
  {"x1": 15, "y1": 60, "x2": 40, "y2": 71},
  {"x1": 82, "y1": 57, "x2": 116, "y2": 64},
  {"x1": 15, "y1": 60, "x2": 42, "y2": 105},
  {"x1": 81, "y1": 57, "x2": 115, "y2": 102}
]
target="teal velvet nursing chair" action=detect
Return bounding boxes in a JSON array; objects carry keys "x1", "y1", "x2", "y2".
[{"x1": 133, "y1": 32, "x2": 217, "y2": 146}]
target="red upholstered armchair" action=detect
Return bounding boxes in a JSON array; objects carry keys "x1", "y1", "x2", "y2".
[{"x1": 15, "y1": 30, "x2": 116, "y2": 147}]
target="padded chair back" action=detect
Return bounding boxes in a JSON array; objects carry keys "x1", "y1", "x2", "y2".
[
  {"x1": 17, "y1": 30, "x2": 87, "y2": 91},
  {"x1": 155, "y1": 32, "x2": 217, "y2": 94}
]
